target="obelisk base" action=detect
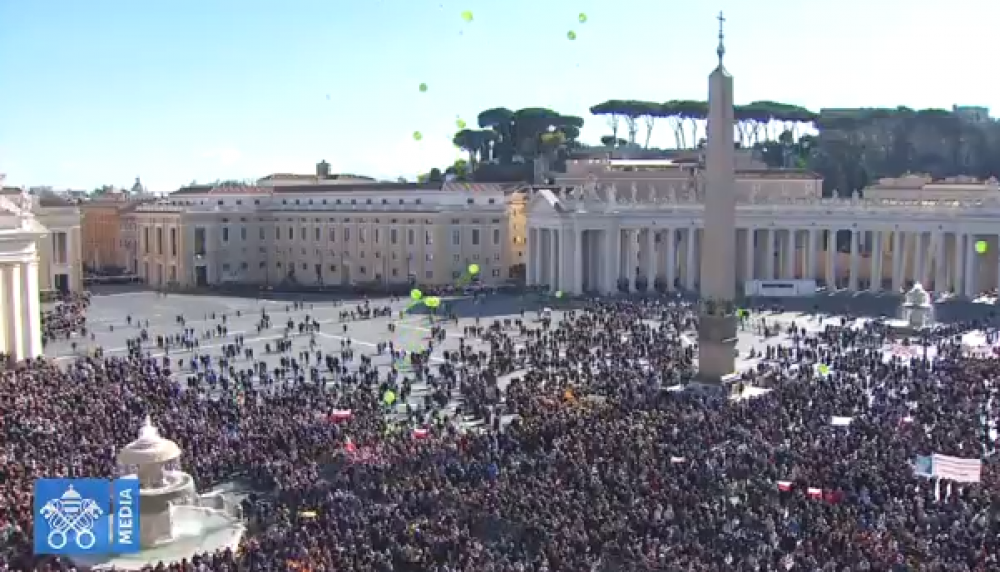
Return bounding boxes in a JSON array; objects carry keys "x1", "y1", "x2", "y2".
[{"x1": 696, "y1": 314, "x2": 737, "y2": 384}]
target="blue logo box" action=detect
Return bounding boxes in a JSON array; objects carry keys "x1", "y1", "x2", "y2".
[{"x1": 34, "y1": 477, "x2": 141, "y2": 556}]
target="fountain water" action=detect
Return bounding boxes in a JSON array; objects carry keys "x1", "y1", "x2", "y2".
[{"x1": 77, "y1": 417, "x2": 245, "y2": 570}]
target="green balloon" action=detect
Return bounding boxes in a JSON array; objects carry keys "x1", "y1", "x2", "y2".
[
  {"x1": 412, "y1": 131, "x2": 423, "y2": 141},
  {"x1": 410, "y1": 289, "x2": 423, "y2": 301},
  {"x1": 566, "y1": 30, "x2": 577, "y2": 41},
  {"x1": 418, "y1": 83, "x2": 428, "y2": 93},
  {"x1": 456, "y1": 118, "x2": 467, "y2": 129},
  {"x1": 976, "y1": 240, "x2": 988, "y2": 254},
  {"x1": 578, "y1": 13, "x2": 587, "y2": 23},
  {"x1": 555, "y1": 291, "x2": 563, "y2": 298}
]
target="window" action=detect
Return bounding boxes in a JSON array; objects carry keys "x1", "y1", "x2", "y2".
[
  {"x1": 240, "y1": 227, "x2": 247, "y2": 241},
  {"x1": 451, "y1": 230, "x2": 460, "y2": 245},
  {"x1": 425, "y1": 230, "x2": 432, "y2": 245},
  {"x1": 193, "y1": 228, "x2": 205, "y2": 256},
  {"x1": 329, "y1": 228, "x2": 336, "y2": 241},
  {"x1": 170, "y1": 228, "x2": 177, "y2": 256},
  {"x1": 359, "y1": 229, "x2": 366, "y2": 243},
  {"x1": 259, "y1": 227, "x2": 265, "y2": 240},
  {"x1": 471, "y1": 229, "x2": 480, "y2": 246},
  {"x1": 344, "y1": 228, "x2": 351, "y2": 242},
  {"x1": 494, "y1": 252, "x2": 501, "y2": 261},
  {"x1": 315, "y1": 228, "x2": 320, "y2": 241},
  {"x1": 407, "y1": 229, "x2": 414, "y2": 246},
  {"x1": 221, "y1": 228, "x2": 229, "y2": 243},
  {"x1": 144, "y1": 228, "x2": 150, "y2": 254},
  {"x1": 492, "y1": 269, "x2": 501, "y2": 277},
  {"x1": 222, "y1": 263, "x2": 231, "y2": 271},
  {"x1": 452, "y1": 271, "x2": 461, "y2": 279},
  {"x1": 493, "y1": 229, "x2": 500, "y2": 245},
  {"x1": 288, "y1": 227, "x2": 293, "y2": 240},
  {"x1": 157, "y1": 228, "x2": 164, "y2": 254},
  {"x1": 300, "y1": 227, "x2": 306, "y2": 241},
  {"x1": 275, "y1": 227, "x2": 280, "y2": 240},
  {"x1": 425, "y1": 270, "x2": 433, "y2": 279},
  {"x1": 390, "y1": 229, "x2": 398, "y2": 245},
  {"x1": 374, "y1": 229, "x2": 380, "y2": 244},
  {"x1": 360, "y1": 266, "x2": 367, "y2": 275},
  {"x1": 453, "y1": 254, "x2": 460, "y2": 262}
]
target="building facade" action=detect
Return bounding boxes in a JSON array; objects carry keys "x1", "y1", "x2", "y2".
[
  {"x1": 0, "y1": 188, "x2": 84, "y2": 294},
  {"x1": 526, "y1": 175, "x2": 1000, "y2": 298},
  {"x1": 127, "y1": 179, "x2": 524, "y2": 289},
  {"x1": 33, "y1": 197, "x2": 83, "y2": 294}
]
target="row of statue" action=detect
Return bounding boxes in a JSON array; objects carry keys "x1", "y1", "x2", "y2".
[{"x1": 548, "y1": 181, "x2": 997, "y2": 210}]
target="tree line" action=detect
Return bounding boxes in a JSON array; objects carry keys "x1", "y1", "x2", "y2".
[{"x1": 425, "y1": 101, "x2": 1000, "y2": 196}]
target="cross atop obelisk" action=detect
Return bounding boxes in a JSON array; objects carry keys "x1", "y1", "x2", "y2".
[{"x1": 716, "y1": 11, "x2": 726, "y2": 66}]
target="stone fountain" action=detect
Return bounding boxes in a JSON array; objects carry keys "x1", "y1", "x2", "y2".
[
  {"x1": 77, "y1": 417, "x2": 246, "y2": 570},
  {"x1": 902, "y1": 282, "x2": 935, "y2": 329}
]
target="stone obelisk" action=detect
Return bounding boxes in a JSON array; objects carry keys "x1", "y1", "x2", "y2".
[{"x1": 697, "y1": 12, "x2": 738, "y2": 384}]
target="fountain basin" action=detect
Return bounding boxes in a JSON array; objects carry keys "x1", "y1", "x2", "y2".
[{"x1": 74, "y1": 505, "x2": 245, "y2": 571}]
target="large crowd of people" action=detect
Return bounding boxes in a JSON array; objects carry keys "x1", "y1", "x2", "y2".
[{"x1": 3, "y1": 292, "x2": 1000, "y2": 571}]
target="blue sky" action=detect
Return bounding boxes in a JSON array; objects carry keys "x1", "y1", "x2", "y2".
[{"x1": 0, "y1": 0, "x2": 991, "y2": 193}]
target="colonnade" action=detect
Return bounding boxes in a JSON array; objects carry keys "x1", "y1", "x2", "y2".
[
  {"x1": 0, "y1": 261, "x2": 43, "y2": 360},
  {"x1": 526, "y1": 224, "x2": 1000, "y2": 298}
]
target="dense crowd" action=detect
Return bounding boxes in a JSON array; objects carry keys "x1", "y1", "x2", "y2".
[
  {"x1": 3, "y1": 293, "x2": 1000, "y2": 571},
  {"x1": 40, "y1": 292, "x2": 90, "y2": 344}
]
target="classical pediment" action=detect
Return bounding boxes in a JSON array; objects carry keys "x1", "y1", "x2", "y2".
[{"x1": 526, "y1": 189, "x2": 568, "y2": 215}]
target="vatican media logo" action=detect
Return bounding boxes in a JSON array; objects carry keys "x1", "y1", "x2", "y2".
[{"x1": 34, "y1": 478, "x2": 141, "y2": 555}]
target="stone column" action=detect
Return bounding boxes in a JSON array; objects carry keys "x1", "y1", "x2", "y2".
[
  {"x1": 952, "y1": 233, "x2": 965, "y2": 296},
  {"x1": 626, "y1": 230, "x2": 638, "y2": 291},
  {"x1": 685, "y1": 228, "x2": 697, "y2": 290},
  {"x1": 893, "y1": 231, "x2": 906, "y2": 292},
  {"x1": 745, "y1": 228, "x2": 755, "y2": 283},
  {"x1": 665, "y1": 229, "x2": 676, "y2": 290},
  {"x1": 783, "y1": 229, "x2": 796, "y2": 279},
  {"x1": 825, "y1": 230, "x2": 836, "y2": 289},
  {"x1": 22, "y1": 261, "x2": 42, "y2": 358},
  {"x1": 607, "y1": 226, "x2": 621, "y2": 294},
  {"x1": 526, "y1": 227, "x2": 537, "y2": 285},
  {"x1": 934, "y1": 231, "x2": 946, "y2": 292},
  {"x1": 964, "y1": 234, "x2": 976, "y2": 298},
  {"x1": 807, "y1": 229, "x2": 818, "y2": 280},
  {"x1": 549, "y1": 229, "x2": 559, "y2": 291},
  {"x1": 572, "y1": 228, "x2": 583, "y2": 295},
  {"x1": 5, "y1": 265, "x2": 24, "y2": 360},
  {"x1": 849, "y1": 230, "x2": 860, "y2": 291},
  {"x1": 913, "y1": 232, "x2": 925, "y2": 286},
  {"x1": 646, "y1": 229, "x2": 657, "y2": 290},
  {"x1": 871, "y1": 231, "x2": 883, "y2": 291},
  {"x1": 764, "y1": 229, "x2": 776, "y2": 279}
]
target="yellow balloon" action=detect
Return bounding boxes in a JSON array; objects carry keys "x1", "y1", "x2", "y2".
[
  {"x1": 461, "y1": 10, "x2": 473, "y2": 22},
  {"x1": 468, "y1": 263, "x2": 480, "y2": 274},
  {"x1": 410, "y1": 289, "x2": 423, "y2": 301},
  {"x1": 456, "y1": 118, "x2": 467, "y2": 129}
]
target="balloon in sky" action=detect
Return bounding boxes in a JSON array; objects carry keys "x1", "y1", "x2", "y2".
[
  {"x1": 976, "y1": 240, "x2": 988, "y2": 254},
  {"x1": 578, "y1": 13, "x2": 587, "y2": 23},
  {"x1": 566, "y1": 30, "x2": 577, "y2": 40},
  {"x1": 410, "y1": 288, "x2": 423, "y2": 301},
  {"x1": 456, "y1": 118, "x2": 467, "y2": 129},
  {"x1": 418, "y1": 83, "x2": 428, "y2": 93},
  {"x1": 413, "y1": 131, "x2": 423, "y2": 141},
  {"x1": 468, "y1": 263, "x2": 480, "y2": 275},
  {"x1": 461, "y1": 10, "x2": 473, "y2": 22}
]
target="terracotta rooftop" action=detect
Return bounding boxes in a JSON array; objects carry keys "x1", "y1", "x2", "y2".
[{"x1": 270, "y1": 183, "x2": 440, "y2": 194}]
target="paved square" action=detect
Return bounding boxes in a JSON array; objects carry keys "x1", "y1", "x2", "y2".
[{"x1": 45, "y1": 291, "x2": 555, "y2": 415}]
